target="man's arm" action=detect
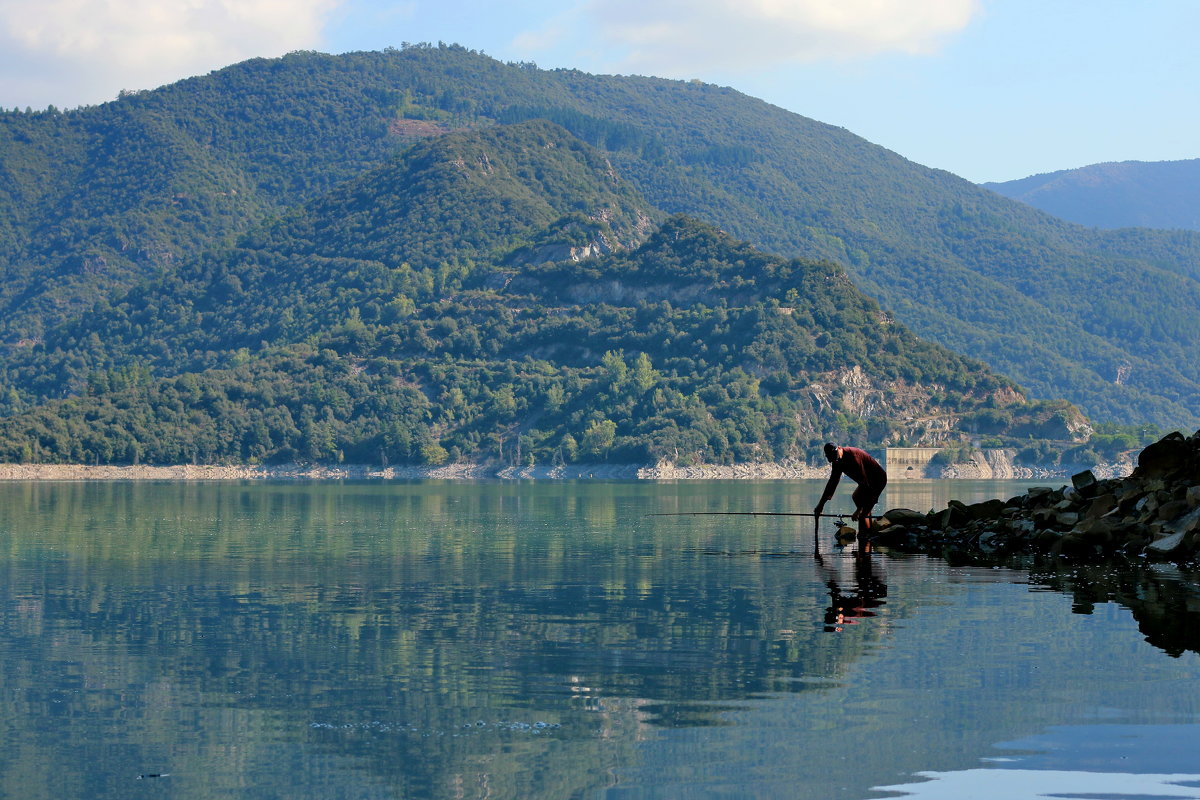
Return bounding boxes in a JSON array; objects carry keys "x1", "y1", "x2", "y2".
[{"x1": 814, "y1": 466, "x2": 842, "y2": 514}]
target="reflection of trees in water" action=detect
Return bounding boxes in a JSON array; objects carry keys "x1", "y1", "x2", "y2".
[
  {"x1": 0, "y1": 482, "x2": 909, "y2": 799},
  {"x1": 0, "y1": 562, "x2": 891, "y2": 798}
]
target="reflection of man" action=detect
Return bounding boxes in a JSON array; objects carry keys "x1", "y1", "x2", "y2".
[
  {"x1": 814, "y1": 443, "x2": 888, "y2": 537},
  {"x1": 818, "y1": 549, "x2": 887, "y2": 633}
]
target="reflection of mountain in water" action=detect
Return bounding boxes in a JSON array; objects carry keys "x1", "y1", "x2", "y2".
[
  {"x1": 0, "y1": 481, "x2": 909, "y2": 797},
  {"x1": 1, "y1": 480, "x2": 1198, "y2": 799}
]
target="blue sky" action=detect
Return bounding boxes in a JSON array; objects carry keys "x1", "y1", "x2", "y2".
[{"x1": 1, "y1": 0, "x2": 1195, "y2": 182}]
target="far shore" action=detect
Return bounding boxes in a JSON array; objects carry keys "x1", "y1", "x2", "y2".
[
  {"x1": 0, "y1": 459, "x2": 1131, "y2": 482},
  {"x1": 0, "y1": 461, "x2": 825, "y2": 481}
]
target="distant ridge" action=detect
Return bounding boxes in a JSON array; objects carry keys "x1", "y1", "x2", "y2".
[{"x1": 983, "y1": 159, "x2": 1200, "y2": 231}]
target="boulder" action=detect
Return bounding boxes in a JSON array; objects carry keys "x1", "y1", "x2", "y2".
[
  {"x1": 1011, "y1": 519, "x2": 1036, "y2": 536},
  {"x1": 1158, "y1": 500, "x2": 1190, "y2": 522},
  {"x1": 1084, "y1": 493, "x2": 1119, "y2": 520},
  {"x1": 1051, "y1": 530, "x2": 1095, "y2": 558},
  {"x1": 938, "y1": 504, "x2": 971, "y2": 530},
  {"x1": 1034, "y1": 527, "x2": 1059, "y2": 545},
  {"x1": 966, "y1": 498, "x2": 1008, "y2": 519},
  {"x1": 1187, "y1": 485, "x2": 1200, "y2": 508},
  {"x1": 1165, "y1": 506, "x2": 1200, "y2": 537},
  {"x1": 1147, "y1": 531, "x2": 1187, "y2": 558},
  {"x1": 1071, "y1": 469, "x2": 1097, "y2": 492},
  {"x1": 1135, "y1": 433, "x2": 1193, "y2": 479},
  {"x1": 1055, "y1": 511, "x2": 1081, "y2": 528},
  {"x1": 977, "y1": 531, "x2": 1003, "y2": 553},
  {"x1": 1032, "y1": 506, "x2": 1058, "y2": 527},
  {"x1": 879, "y1": 508, "x2": 928, "y2": 527}
]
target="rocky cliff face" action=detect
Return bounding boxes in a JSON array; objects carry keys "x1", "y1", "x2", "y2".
[
  {"x1": 503, "y1": 206, "x2": 658, "y2": 269},
  {"x1": 939, "y1": 448, "x2": 1018, "y2": 479},
  {"x1": 937, "y1": 448, "x2": 1131, "y2": 480}
]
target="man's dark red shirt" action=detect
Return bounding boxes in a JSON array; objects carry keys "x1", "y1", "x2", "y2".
[{"x1": 820, "y1": 446, "x2": 887, "y2": 504}]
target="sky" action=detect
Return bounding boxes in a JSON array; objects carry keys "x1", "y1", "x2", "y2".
[{"x1": 0, "y1": 0, "x2": 1196, "y2": 183}]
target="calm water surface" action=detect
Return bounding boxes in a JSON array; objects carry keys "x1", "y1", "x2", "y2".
[{"x1": 0, "y1": 479, "x2": 1198, "y2": 799}]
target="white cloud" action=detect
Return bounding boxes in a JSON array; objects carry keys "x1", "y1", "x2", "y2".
[
  {"x1": 573, "y1": 0, "x2": 979, "y2": 75},
  {"x1": 0, "y1": 0, "x2": 341, "y2": 109}
]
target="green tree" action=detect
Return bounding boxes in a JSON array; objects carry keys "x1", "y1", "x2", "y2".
[
  {"x1": 631, "y1": 352, "x2": 659, "y2": 393},
  {"x1": 581, "y1": 419, "x2": 617, "y2": 458}
]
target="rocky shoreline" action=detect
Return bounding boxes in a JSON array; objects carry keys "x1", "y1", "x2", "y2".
[
  {"x1": 874, "y1": 429, "x2": 1200, "y2": 565},
  {"x1": 0, "y1": 461, "x2": 831, "y2": 481},
  {"x1": 0, "y1": 457, "x2": 1129, "y2": 482}
]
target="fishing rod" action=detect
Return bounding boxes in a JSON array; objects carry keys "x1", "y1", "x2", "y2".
[
  {"x1": 647, "y1": 510, "x2": 876, "y2": 558},
  {"x1": 647, "y1": 510, "x2": 856, "y2": 557},
  {"x1": 645, "y1": 511, "x2": 848, "y2": 519}
]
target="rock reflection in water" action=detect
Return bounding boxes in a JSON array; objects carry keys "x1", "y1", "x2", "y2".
[{"x1": 1027, "y1": 559, "x2": 1200, "y2": 658}]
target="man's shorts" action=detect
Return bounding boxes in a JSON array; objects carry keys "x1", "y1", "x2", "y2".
[{"x1": 851, "y1": 478, "x2": 887, "y2": 516}]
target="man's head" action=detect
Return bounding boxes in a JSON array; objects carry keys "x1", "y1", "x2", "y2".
[{"x1": 823, "y1": 443, "x2": 841, "y2": 462}]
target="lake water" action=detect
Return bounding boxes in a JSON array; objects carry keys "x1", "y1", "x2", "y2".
[{"x1": 1, "y1": 479, "x2": 1198, "y2": 799}]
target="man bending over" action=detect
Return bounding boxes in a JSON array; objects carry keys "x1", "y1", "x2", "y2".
[{"x1": 814, "y1": 443, "x2": 888, "y2": 535}]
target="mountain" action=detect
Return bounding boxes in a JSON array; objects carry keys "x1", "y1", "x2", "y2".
[
  {"x1": 983, "y1": 159, "x2": 1200, "y2": 232},
  {"x1": 10, "y1": 119, "x2": 657, "y2": 383},
  {"x1": 0, "y1": 120, "x2": 1083, "y2": 466},
  {"x1": 1, "y1": 44, "x2": 1197, "y2": 432}
]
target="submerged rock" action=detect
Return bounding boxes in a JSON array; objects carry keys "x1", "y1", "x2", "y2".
[{"x1": 874, "y1": 429, "x2": 1200, "y2": 564}]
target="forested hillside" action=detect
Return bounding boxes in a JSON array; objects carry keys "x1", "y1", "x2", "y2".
[
  {"x1": 984, "y1": 159, "x2": 1200, "y2": 232},
  {"x1": 0, "y1": 211, "x2": 1076, "y2": 466},
  {"x1": 0, "y1": 43, "x2": 1196, "y2": 438},
  {"x1": 0, "y1": 120, "x2": 1080, "y2": 466}
]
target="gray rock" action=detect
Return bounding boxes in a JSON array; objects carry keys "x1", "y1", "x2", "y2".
[
  {"x1": 1072, "y1": 469, "x2": 1097, "y2": 491},
  {"x1": 880, "y1": 508, "x2": 927, "y2": 526},
  {"x1": 1056, "y1": 511, "x2": 1081, "y2": 527},
  {"x1": 1165, "y1": 505, "x2": 1200, "y2": 536},
  {"x1": 1147, "y1": 531, "x2": 1187, "y2": 557}
]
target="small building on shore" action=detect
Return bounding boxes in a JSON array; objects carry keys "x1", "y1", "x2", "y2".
[{"x1": 885, "y1": 447, "x2": 942, "y2": 479}]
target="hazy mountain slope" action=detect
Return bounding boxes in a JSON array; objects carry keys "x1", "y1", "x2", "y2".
[
  {"x1": 1, "y1": 45, "x2": 1197, "y2": 427},
  {"x1": 984, "y1": 159, "x2": 1200, "y2": 231}
]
